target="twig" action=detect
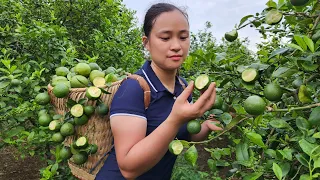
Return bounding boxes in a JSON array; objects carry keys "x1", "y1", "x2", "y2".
[
  {"x1": 309, "y1": 14, "x2": 320, "y2": 37},
  {"x1": 188, "y1": 117, "x2": 249, "y2": 144},
  {"x1": 267, "y1": 103, "x2": 320, "y2": 112},
  {"x1": 260, "y1": 128, "x2": 275, "y2": 164},
  {"x1": 290, "y1": 165, "x2": 303, "y2": 180}
]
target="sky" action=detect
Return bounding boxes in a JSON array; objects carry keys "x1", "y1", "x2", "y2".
[{"x1": 122, "y1": 0, "x2": 268, "y2": 52}]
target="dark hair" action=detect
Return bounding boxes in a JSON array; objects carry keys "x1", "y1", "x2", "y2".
[{"x1": 143, "y1": 3, "x2": 189, "y2": 38}]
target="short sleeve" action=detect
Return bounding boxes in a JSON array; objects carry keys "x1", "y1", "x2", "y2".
[{"x1": 110, "y1": 79, "x2": 147, "y2": 120}]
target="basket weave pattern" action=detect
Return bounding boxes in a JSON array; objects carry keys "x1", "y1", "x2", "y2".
[{"x1": 47, "y1": 81, "x2": 122, "y2": 180}]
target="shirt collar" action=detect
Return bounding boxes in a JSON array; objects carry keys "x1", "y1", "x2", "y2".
[{"x1": 141, "y1": 60, "x2": 184, "y2": 93}]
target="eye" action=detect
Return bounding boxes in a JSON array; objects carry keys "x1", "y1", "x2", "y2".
[
  {"x1": 180, "y1": 36, "x2": 189, "y2": 41},
  {"x1": 160, "y1": 37, "x2": 170, "y2": 41}
]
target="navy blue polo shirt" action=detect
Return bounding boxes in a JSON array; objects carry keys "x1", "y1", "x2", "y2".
[{"x1": 95, "y1": 60, "x2": 192, "y2": 180}]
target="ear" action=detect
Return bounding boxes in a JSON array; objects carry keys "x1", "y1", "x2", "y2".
[{"x1": 142, "y1": 36, "x2": 150, "y2": 51}]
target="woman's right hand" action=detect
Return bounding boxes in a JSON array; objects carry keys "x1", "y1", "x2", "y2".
[{"x1": 168, "y1": 81, "x2": 217, "y2": 126}]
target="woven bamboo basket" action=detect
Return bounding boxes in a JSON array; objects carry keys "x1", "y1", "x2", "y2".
[{"x1": 47, "y1": 80, "x2": 122, "y2": 180}]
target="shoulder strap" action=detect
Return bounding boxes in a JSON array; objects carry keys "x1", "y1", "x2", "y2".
[{"x1": 121, "y1": 74, "x2": 151, "y2": 110}]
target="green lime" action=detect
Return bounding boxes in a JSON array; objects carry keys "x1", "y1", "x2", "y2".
[
  {"x1": 55, "y1": 67, "x2": 70, "y2": 77},
  {"x1": 89, "y1": 70, "x2": 105, "y2": 82},
  {"x1": 263, "y1": 83, "x2": 283, "y2": 102},
  {"x1": 212, "y1": 95, "x2": 223, "y2": 109},
  {"x1": 225, "y1": 29, "x2": 238, "y2": 42},
  {"x1": 74, "y1": 115, "x2": 89, "y2": 125},
  {"x1": 93, "y1": 77, "x2": 106, "y2": 87},
  {"x1": 49, "y1": 120, "x2": 62, "y2": 131},
  {"x1": 60, "y1": 146, "x2": 72, "y2": 160},
  {"x1": 105, "y1": 67, "x2": 116, "y2": 74},
  {"x1": 194, "y1": 74, "x2": 210, "y2": 91},
  {"x1": 75, "y1": 63, "x2": 91, "y2": 77},
  {"x1": 242, "y1": 68, "x2": 258, "y2": 83},
  {"x1": 53, "y1": 83, "x2": 70, "y2": 98},
  {"x1": 52, "y1": 132, "x2": 65, "y2": 143},
  {"x1": 60, "y1": 122, "x2": 75, "y2": 136},
  {"x1": 265, "y1": 9, "x2": 283, "y2": 25},
  {"x1": 72, "y1": 152, "x2": 88, "y2": 165},
  {"x1": 70, "y1": 75, "x2": 89, "y2": 88},
  {"x1": 85, "y1": 86, "x2": 102, "y2": 100},
  {"x1": 96, "y1": 103, "x2": 109, "y2": 116},
  {"x1": 84, "y1": 105, "x2": 95, "y2": 116},
  {"x1": 88, "y1": 144, "x2": 98, "y2": 154},
  {"x1": 75, "y1": 136, "x2": 88, "y2": 149},
  {"x1": 187, "y1": 120, "x2": 201, "y2": 134},
  {"x1": 168, "y1": 140, "x2": 184, "y2": 155},
  {"x1": 38, "y1": 109, "x2": 48, "y2": 117},
  {"x1": 35, "y1": 92, "x2": 51, "y2": 105},
  {"x1": 38, "y1": 114, "x2": 52, "y2": 126},
  {"x1": 70, "y1": 104, "x2": 84, "y2": 117},
  {"x1": 89, "y1": 63, "x2": 101, "y2": 71},
  {"x1": 244, "y1": 95, "x2": 266, "y2": 115}
]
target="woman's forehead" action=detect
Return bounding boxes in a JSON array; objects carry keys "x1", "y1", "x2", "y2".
[{"x1": 152, "y1": 10, "x2": 189, "y2": 32}]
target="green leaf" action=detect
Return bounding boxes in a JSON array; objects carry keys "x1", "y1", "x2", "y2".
[
  {"x1": 314, "y1": 158, "x2": 320, "y2": 169},
  {"x1": 184, "y1": 145, "x2": 198, "y2": 167},
  {"x1": 273, "y1": 163, "x2": 283, "y2": 180},
  {"x1": 300, "y1": 174, "x2": 312, "y2": 180},
  {"x1": 278, "y1": 148, "x2": 292, "y2": 161},
  {"x1": 298, "y1": 85, "x2": 313, "y2": 104},
  {"x1": 299, "y1": 139, "x2": 318, "y2": 156},
  {"x1": 243, "y1": 172, "x2": 263, "y2": 180},
  {"x1": 0, "y1": 81, "x2": 10, "y2": 89},
  {"x1": 309, "y1": 107, "x2": 320, "y2": 126},
  {"x1": 207, "y1": 159, "x2": 217, "y2": 171},
  {"x1": 272, "y1": 67, "x2": 289, "y2": 77},
  {"x1": 269, "y1": 119, "x2": 290, "y2": 129},
  {"x1": 246, "y1": 132, "x2": 266, "y2": 148},
  {"x1": 295, "y1": 153, "x2": 309, "y2": 167},
  {"x1": 303, "y1": 35, "x2": 315, "y2": 52},
  {"x1": 294, "y1": 35, "x2": 308, "y2": 51},
  {"x1": 6, "y1": 126, "x2": 25, "y2": 138},
  {"x1": 266, "y1": 0, "x2": 277, "y2": 8},
  {"x1": 313, "y1": 132, "x2": 320, "y2": 139},
  {"x1": 51, "y1": 163, "x2": 59, "y2": 174},
  {"x1": 220, "y1": 113, "x2": 232, "y2": 124},
  {"x1": 296, "y1": 117, "x2": 311, "y2": 131},
  {"x1": 239, "y1": 15, "x2": 254, "y2": 28},
  {"x1": 53, "y1": 114, "x2": 63, "y2": 120},
  {"x1": 236, "y1": 142, "x2": 249, "y2": 161},
  {"x1": 301, "y1": 61, "x2": 319, "y2": 72},
  {"x1": 27, "y1": 131, "x2": 35, "y2": 142},
  {"x1": 268, "y1": 48, "x2": 289, "y2": 59},
  {"x1": 287, "y1": 43, "x2": 304, "y2": 52},
  {"x1": 78, "y1": 98, "x2": 87, "y2": 105},
  {"x1": 279, "y1": 162, "x2": 290, "y2": 177}
]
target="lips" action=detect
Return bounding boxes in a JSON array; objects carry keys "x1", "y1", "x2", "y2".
[{"x1": 169, "y1": 55, "x2": 182, "y2": 61}]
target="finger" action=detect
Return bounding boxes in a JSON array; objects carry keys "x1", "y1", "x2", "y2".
[
  {"x1": 203, "y1": 84, "x2": 217, "y2": 110},
  {"x1": 177, "y1": 81, "x2": 194, "y2": 102},
  {"x1": 207, "y1": 121, "x2": 224, "y2": 131},
  {"x1": 193, "y1": 82, "x2": 215, "y2": 110}
]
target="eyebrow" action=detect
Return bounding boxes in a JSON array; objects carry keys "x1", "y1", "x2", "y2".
[{"x1": 158, "y1": 30, "x2": 190, "y2": 34}]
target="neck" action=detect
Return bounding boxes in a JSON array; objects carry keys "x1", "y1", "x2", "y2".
[{"x1": 150, "y1": 61, "x2": 177, "y2": 92}]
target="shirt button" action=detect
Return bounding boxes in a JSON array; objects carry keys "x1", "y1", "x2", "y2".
[{"x1": 173, "y1": 96, "x2": 177, "y2": 100}]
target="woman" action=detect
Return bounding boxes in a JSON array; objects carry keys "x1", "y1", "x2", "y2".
[{"x1": 95, "y1": 3, "x2": 222, "y2": 180}]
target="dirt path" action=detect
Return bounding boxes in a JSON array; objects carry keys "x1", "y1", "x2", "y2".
[{"x1": 0, "y1": 146, "x2": 46, "y2": 180}]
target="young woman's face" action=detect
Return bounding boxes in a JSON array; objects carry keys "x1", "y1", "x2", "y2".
[{"x1": 144, "y1": 10, "x2": 190, "y2": 71}]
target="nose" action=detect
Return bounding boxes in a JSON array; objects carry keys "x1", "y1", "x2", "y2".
[{"x1": 170, "y1": 38, "x2": 181, "y2": 52}]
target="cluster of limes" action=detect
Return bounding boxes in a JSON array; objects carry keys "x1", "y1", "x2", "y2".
[{"x1": 34, "y1": 62, "x2": 127, "y2": 165}]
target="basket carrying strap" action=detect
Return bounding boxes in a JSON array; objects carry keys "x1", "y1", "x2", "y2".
[{"x1": 125, "y1": 74, "x2": 151, "y2": 109}]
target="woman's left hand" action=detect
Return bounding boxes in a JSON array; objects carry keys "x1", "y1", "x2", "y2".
[{"x1": 205, "y1": 115, "x2": 224, "y2": 131}]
